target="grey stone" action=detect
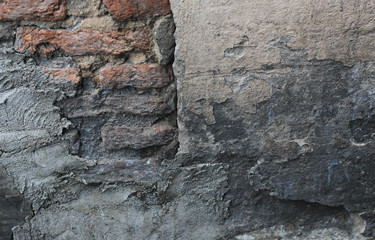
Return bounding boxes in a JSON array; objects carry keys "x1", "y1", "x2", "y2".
[
  {"x1": 170, "y1": 0, "x2": 375, "y2": 238},
  {"x1": 153, "y1": 15, "x2": 176, "y2": 65}
]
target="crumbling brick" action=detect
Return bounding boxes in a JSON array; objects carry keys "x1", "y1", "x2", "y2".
[
  {"x1": 76, "y1": 158, "x2": 160, "y2": 183},
  {"x1": 99, "y1": 64, "x2": 173, "y2": 89},
  {"x1": 43, "y1": 67, "x2": 81, "y2": 94},
  {"x1": 102, "y1": 124, "x2": 176, "y2": 150},
  {"x1": 44, "y1": 68, "x2": 81, "y2": 85}
]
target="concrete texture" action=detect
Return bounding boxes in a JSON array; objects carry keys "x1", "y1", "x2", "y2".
[{"x1": 171, "y1": 0, "x2": 375, "y2": 239}]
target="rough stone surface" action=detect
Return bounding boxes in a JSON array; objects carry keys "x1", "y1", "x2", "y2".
[
  {"x1": 60, "y1": 94, "x2": 173, "y2": 118},
  {"x1": 15, "y1": 27, "x2": 150, "y2": 56},
  {"x1": 0, "y1": 0, "x2": 66, "y2": 21},
  {"x1": 103, "y1": 0, "x2": 171, "y2": 20},
  {"x1": 0, "y1": 166, "x2": 32, "y2": 239},
  {"x1": 66, "y1": 0, "x2": 104, "y2": 17},
  {"x1": 0, "y1": 49, "x2": 94, "y2": 239},
  {"x1": 102, "y1": 125, "x2": 176, "y2": 150},
  {"x1": 76, "y1": 158, "x2": 160, "y2": 183},
  {"x1": 1, "y1": 0, "x2": 375, "y2": 240},
  {"x1": 234, "y1": 221, "x2": 367, "y2": 240},
  {"x1": 171, "y1": 0, "x2": 375, "y2": 74},
  {"x1": 153, "y1": 15, "x2": 176, "y2": 65},
  {"x1": 171, "y1": 0, "x2": 375, "y2": 239}
]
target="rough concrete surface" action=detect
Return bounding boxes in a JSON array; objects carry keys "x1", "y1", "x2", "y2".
[
  {"x1": 0, "y1": 0, "x2": 374, "y2": 240},
  {"x1": 171, "y1": 0, "x2": 375, "y2": 239}
]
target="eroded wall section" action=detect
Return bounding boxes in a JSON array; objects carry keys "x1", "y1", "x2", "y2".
[
  {"x1": 171, "y1": 0, "x2": 375, "y2": 239},
  {"x1": 0, "y1": 0, "x2": 177, "y2": 239}
]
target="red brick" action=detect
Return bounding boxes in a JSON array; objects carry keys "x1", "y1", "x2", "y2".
[
  {"x1": 0, "y1": 0, "x2": 66, "y2": 21},
  {"x1": 102, "y1": 124, "x2": 176, "y2": 150},
  {"x1": 99, "y1": 64, "x2": 173, "y2": 89},
  {"x1": 15, "y1": 27, "x2": 150, "y2": 56},
  {"x1": 103, "y1": 0, "x2": 171, "y2": 20},
  {"x1": 60, "y1": 95, "x2": 172, "y2": 118},
  {"x1": 43, "y1": 67, "x2": 81, "y2": 92},
  {"x1": 44, "y1": 68, "x2": 81, "y2": 84}
]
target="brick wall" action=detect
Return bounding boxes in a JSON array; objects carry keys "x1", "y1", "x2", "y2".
[{"x1": 0, "y1": 1, "x2": 176, "y2": 237}]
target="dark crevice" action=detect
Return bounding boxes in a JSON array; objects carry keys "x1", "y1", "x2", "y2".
[
  {"x1": 349, "y1": 113, "x2": 375, "y2": 143},
  {"x1": 0, "y1": 166, "x2": 33, "y2": 240}
]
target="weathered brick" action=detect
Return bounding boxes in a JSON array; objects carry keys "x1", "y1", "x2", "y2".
[
  {"x1": 75, "y1": 158, "x2": 160, "y2": 183},
  {"x1": 102, "y1": 124, "x2": 176, "y2": 150},
  {"x1": 0, "y1": 0, "x2": 66, "y2": 21},
  {"x1": 15, "y1": 27, "x2": 150, "y2": 56},
  {"x1": 43, "y1": 67, "x2": 81, "y2": 94},
  {"x1": 44, "y1": 68, "x2": 81, "y2": 84},
  {"x1": 99, "y1": 64, "x2": 173, "y2": 89},
  {"x1": 103, "y1": 0, "x2": 171, "y2": 20},
  {"x1": 60, "y1": 95, "x2": 172, "y2": 118}
]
